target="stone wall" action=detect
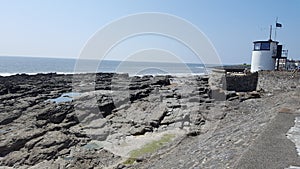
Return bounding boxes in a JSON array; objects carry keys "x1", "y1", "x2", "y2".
[
  {"x1": 257, "y1": 71, "x2": 300, "y2": 92},
  {"x1": 223, "y1": 72, "x2": 258, "y2": 92},
  {"x1": 208, "y1": 69, "x2": 226, "y2": 90},
  {"x1": 209, "y1": 69, "x2": 258, "y2": 92},
  {"x1": 209, "y1": 69, "x2": 300, "y2": 93}
]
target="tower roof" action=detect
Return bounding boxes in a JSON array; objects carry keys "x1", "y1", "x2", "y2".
[{"x1": 253, "y1": 40, "x2": 279, "y2": 44}]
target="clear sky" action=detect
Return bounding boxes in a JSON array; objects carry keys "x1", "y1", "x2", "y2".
[{"x1": 0, "y1": 0, "x2": 299, "y2": 64}]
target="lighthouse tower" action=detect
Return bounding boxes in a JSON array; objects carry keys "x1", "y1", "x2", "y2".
[
  {"x1": 250, "y1": 40, "x2": 280, "y2": 72},
  {"x1": 250, "y1": 21, "x2": 285, "y2": 72}
]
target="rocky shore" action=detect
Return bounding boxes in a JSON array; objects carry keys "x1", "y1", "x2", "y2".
[{"x1": 0, "y1": 71, "x2": 300, "y2": 168}]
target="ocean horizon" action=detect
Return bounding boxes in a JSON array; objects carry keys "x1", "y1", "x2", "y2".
[{"x1": 0, "y1": 56, "x2": 214, "y2": 76}]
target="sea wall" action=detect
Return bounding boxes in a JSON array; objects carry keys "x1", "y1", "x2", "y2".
[
  {"x1": 209, "y1": 69, "x2": 300, "y2": 93},
  {"x1": 257, "y1": 71, "x2": 300, "y2": 92}
]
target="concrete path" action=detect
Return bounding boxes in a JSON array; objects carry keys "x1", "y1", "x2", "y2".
[{"x1": 234, "y1": 112, "x2": 300, "y2": 169}]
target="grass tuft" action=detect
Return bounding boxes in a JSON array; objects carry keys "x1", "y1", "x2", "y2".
[{"x1": 123, "y1": 134, "x2": 175, "y2": 164}]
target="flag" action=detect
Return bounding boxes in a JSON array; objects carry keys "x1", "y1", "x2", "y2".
[{"x1": 276, "y1": 22, "x2": 282, "y2": 27}]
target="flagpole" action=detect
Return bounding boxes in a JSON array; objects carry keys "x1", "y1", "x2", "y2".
[
  {"x1": 269, "y1": 25, "x2": 272, "y2": 40},
  {"x1": 275, "y1": 17, "x2": 278, "y2": 40}
]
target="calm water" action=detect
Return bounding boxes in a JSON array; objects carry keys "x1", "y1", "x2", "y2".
[{"x1": 0, "y1": 56, "x2": 209, "y2": 76}]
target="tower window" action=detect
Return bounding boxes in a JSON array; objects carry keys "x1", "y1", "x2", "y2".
[
  {"x1": 254, "y1": 42, "x2": 270, "y2": 51},
  {"x1": 254, "y1": 43, "x2": 261, "y2": 50},
  {"x1": 261, "y1": 42, "x2": 270, "y2": 50}
]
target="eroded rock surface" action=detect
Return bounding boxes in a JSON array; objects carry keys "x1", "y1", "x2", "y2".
[
  {"x1": 2, "y1": 72, "x2": 295, "y2": 168},
  {"x1": 0, "y1": 73, "x2": 211, "y2": 168}
]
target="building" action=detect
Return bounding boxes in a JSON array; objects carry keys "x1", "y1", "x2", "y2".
[
  {"x1": 284, "y1": 59, "x2": 300, "y2": 70},
  {"x1": 250, "y1": 40, "x2": 285, "y2": 72}
]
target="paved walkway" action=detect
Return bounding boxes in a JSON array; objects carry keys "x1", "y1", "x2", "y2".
[{"x1": 234, "y1": 112, "x2": 300, "y2": 169}]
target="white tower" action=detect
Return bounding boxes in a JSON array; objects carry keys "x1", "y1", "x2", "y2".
[{"x1": 250, "y1": 40, "x2": 278, "y2": 72}]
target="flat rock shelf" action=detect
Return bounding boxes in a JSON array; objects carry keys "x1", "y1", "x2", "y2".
[{"x1": 0, "y1": 71, "x2": 300, "y2": 168}]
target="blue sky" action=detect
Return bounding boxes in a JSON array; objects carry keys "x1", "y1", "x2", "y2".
[{"x1": 0, "y1": 0, "x2": 299, "y2": 64}]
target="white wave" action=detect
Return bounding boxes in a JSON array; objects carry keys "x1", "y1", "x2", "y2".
[
  {"x1": 0, "y1": 71, "x2": 207, "y2": 77},
  {"x1": 127, "y1": 72, "x2": 206, "y2": 77}
]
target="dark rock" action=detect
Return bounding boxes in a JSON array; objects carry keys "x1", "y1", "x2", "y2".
[
  {"x1": 225, "y1": 91, "x2": 238, "y2": 100},
  {"x1": 0, "y1": 128, "x2": 47, "y2": 157},
  {"x1": 0, "y1": 110, "x2": 22, "y2": 125},
  {"x1": 152, "y1": 76, "x2": 171, "y2": 86},
  {"x1": 129, "y1": 126, "x2": 146, "y2": 136},
  {"x1": 97, "y1": 95, "x2": 115, "y2": 117},
  {"x1": 187, "y1": 130, "x2": 201, "y2": 136},
  {"x1": 36, "y1": 105, "x2": 73, "y2": 124},
  {"x1": 239, "y1": 91, "x2": 261, "y2": 102}
]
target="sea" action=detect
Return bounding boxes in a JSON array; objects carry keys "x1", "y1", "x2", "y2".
[{"x1": 0, "y1": 56, "x2": 212, "y2": 76}]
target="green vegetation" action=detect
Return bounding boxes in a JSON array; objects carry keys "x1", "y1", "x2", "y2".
[
  {"x1": 123, "y1": 134, "x2": 175, "y2": 165},
  {"x1": 241, "y1": 63, "x2": 251, "y2": 66}
]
